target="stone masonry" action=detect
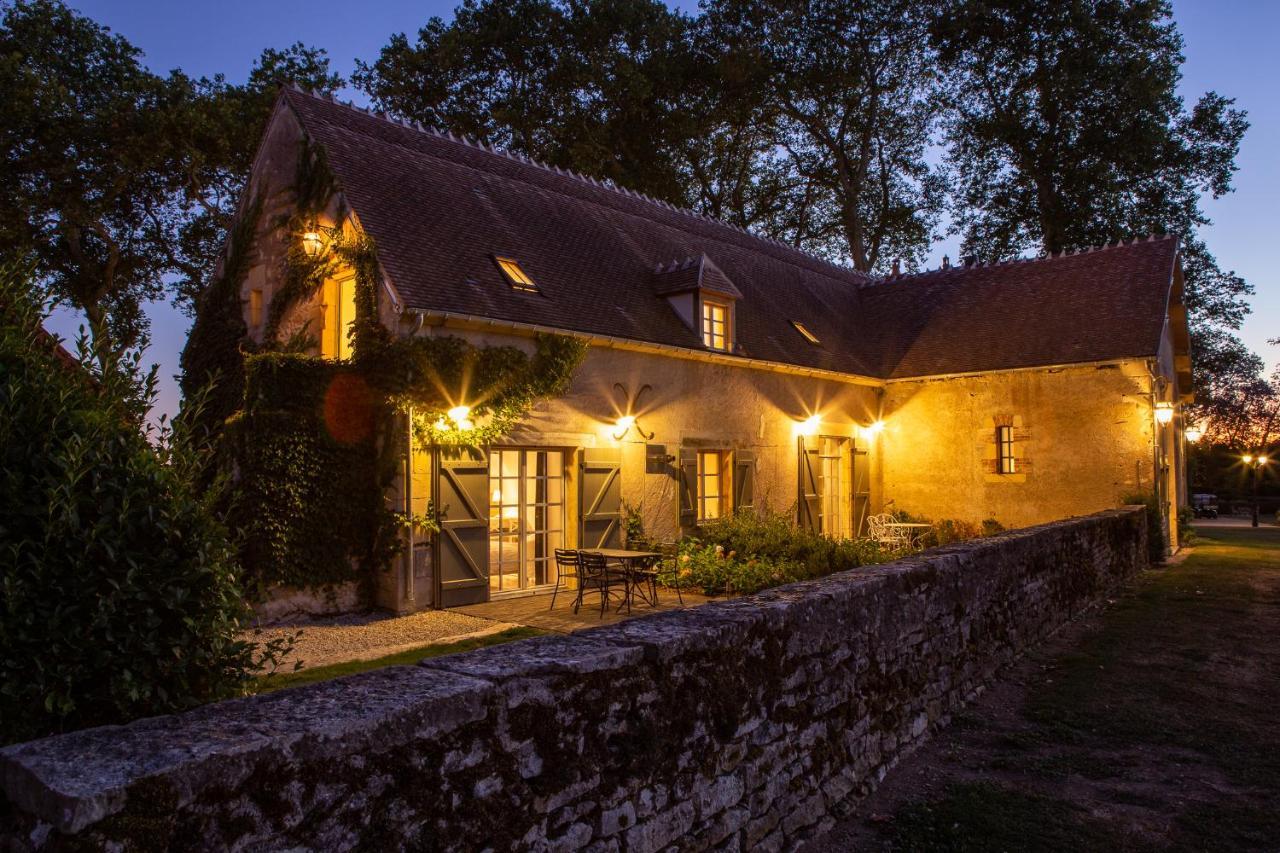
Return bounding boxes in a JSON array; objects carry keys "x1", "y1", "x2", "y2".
[{"x1": 0, "y1": 508, "x2": 1147, "y2": 851}]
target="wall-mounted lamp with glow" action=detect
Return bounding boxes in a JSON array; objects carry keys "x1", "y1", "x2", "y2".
[
  {"x1": 301, "y1": 230, "x2": 324, "y2": 257},
  {"x1": 1154, "y1": 402, "x2": 1175, "y2": 425},
  {"x1": 1184, "y1": 425, "x2": 1203, "y2": 443},
  {"x1": 861, "y1": 419, "x2": 886, "y2": 439},
  {"x1": 446, "y1": 404, "x2": 473, "y2": 431},
  {"x1": 611, "y1": 383, "x2": 655, "y2": 440},
  {"x1": 795, "y1": 414, "x2": 821, "y2": 437}
]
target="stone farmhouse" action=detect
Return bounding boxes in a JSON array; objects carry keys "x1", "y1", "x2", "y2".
[{"x1": 232, "y1": 89, "x2": 1192, "y2": 612}]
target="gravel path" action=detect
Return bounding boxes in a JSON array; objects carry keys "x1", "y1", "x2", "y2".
[{"x1": 245, "y1": 610, "x2": 518, "y2": 670}]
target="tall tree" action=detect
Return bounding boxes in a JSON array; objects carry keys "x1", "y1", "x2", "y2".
[
  {"x1": 931, "y1": 0, "x2": 1251, "y2": 421},
  {"x1": 0, "y1": 0, "x2": 185, "y2": 356},
  {"x1": 704, "y1": 0, "x2": 946, "y2": 271}
]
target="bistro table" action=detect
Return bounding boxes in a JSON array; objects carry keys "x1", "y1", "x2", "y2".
[
  {"x1": 578, "y1": 548, "x2": 662, "y2": 612},
  {"x1": 880, "y1": 522, "x2": 933, "y2": 551}
]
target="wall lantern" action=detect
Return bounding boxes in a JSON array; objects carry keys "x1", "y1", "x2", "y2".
[
  {"x1": 301, "y1": 230, "x2": 324, "y2": 257},
  {"x1": 861, "y1": 419, "x2": 886, "y2": 439},
  {"x1": 793, "y1": 414, "x2": 822, "y2": 437},
  {"x1": 610, "y1": 383, "x2": 655, "y2": 440},
  {"x1": 447, "y1": 404, "x2": 473, "y2": 431},
  {"x1": 1184, "y1": 425, "x2": 1203, "y2": 443},
  {"x1": 1154, "y1": 402, "x2": 1175, "y2": 425}
]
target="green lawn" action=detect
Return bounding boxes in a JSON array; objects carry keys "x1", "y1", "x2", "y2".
[
  {"x1": 875, "y1": 525, "x2": 1280, "y2": 852},
  {"x1": 253, "y1": 626, "x2": 545, "y2": 693}
]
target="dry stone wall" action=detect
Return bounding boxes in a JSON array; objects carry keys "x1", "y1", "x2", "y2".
[{"x1": 0, "y1": 508, "x2": 1147, "y2": 852}]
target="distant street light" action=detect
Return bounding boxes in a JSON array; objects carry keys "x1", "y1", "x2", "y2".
[{"x1": 1242, "y1": 454, "x2": 1271, "y2": 528}]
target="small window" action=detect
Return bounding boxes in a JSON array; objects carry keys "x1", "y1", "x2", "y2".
[
  {"x1": 322, "y1": 274, "x2": 357, "y2": 360},
  {"x1": 792, "y1": 320, "x2": 820, "y2": 345},
  {"x1": 996, "y1": 425, "x2": 1016, "y2": 474},
  {"x1": 248, "y1": 289, "x2": 263, "y2": 327},
  {"x1": 702, "y1": 298, "x2": 730, "y2": 351},
  {"x1": 495, "y1": 257, "x2": 539, "y2": 293},
  {"x1": 697, "y1": 450, "x2": 728, "y2": 521}
]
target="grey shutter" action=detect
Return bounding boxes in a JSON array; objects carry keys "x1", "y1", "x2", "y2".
[
  {"x1": 435, "y1": 446, "x2": 490, "y2": 607},
  {"x1": 852, "y1": 445, "x2": 870, "y2": 537},
  {"x1": 677, "y1": 447, "x2": 698, "y2": 530},
  {"x1": 734, "y1": 449, "x2": 756, "y2": 516},
  {"x1": 797, "y1": 437, "x2": 821, "y2": 531},
  {"x1": 580, "y1": 447, "x2": 623, "y2": 549}
]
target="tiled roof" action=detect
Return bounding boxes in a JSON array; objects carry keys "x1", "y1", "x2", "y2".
[
  {"x1": 278, "y1": 89, "x2": 1180, "y2": 381},
  {"x1": 860, "y1": 238, "x2": 1180, "y2": 379}
]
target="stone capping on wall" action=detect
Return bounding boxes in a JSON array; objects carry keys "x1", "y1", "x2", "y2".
[{"x1": 0, "y1": 508, "x2": 1148, "y2": 852}]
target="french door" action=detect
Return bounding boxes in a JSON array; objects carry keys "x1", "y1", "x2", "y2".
[{"x1": 488, "y1": 449, "x2": 566, "y2": 595}]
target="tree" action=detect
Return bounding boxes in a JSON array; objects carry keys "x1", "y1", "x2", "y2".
[
  {"x1": 1202, "y1": 341, "x2": 1279, "y2": 453},
  {"x1": 0, "y1": 0, "x2": 185, "y2": 357},
  {"x1": 931, "y1": 0, "x2": 1252, "y2": 420},
  {"x1": 703, "y1": 0, "x2": 946, "y2": 271}
]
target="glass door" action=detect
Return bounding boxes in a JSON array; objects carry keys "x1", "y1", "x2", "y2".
[
  {"x1": 488, "y1": 449, "x2": 565, "y2": 595},
  {"x1": 819, "y1": 436, "x2": 848, "y2": 538}
]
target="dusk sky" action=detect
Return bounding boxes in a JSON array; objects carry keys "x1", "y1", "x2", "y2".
[{"x1": 49, "y1": 1, "x2": 1278, "y2": 422}]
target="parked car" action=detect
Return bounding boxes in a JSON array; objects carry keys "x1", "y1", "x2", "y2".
[{"x1": 1192, "y1": 493, "x2": 1219, "y2": 519}]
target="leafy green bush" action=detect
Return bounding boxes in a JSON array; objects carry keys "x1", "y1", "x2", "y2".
[
  {"x1": 1121, "y1": 492, "x2": 1167, "y2": 562},
  {"x1": 0, "y1": 270, "x2": 276, "y2": 744},
  {"x1": 673, "y1": 510, "x2": 887, "y2": 595}
]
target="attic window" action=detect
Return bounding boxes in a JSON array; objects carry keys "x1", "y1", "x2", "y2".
[
  {"x1": 495, "y1": 257, "x2": 539, "y2": 293},
  {"x1": 701, "y1": 297, "x2": 731, "y2": 351},
  {"x1": 792, "y1": 321, "x2": 820, "y2": 345}
]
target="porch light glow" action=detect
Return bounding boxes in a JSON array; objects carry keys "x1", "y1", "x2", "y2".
[
  {"x1": 1154, "y1": 402, "x2": 1174, "y2": 425},
  {"x1": 1184, "y1": 425, "x2": 1203, "y2": 443},
  {"x1": 796, "y1": 414, "x2": 821, "y2": 437},
  {"x1": 612, "y1": 415, "x2": 636, "y2": 439},
  {"x1": 447, "y1": 405, "x2": 472, "y2": 428},
  {"x1": 862, "y1": 420, "x2": 885, "y2": 438},
  {"x1": 1261, "y1": 456, "x2": 1270, "y2": 466},
  {"x1": 301, "y1": 231, "x2": 323, "y2": 257},
  {"x1": 1243, "y1": 454, "x2": 1254, "y2": 464}
]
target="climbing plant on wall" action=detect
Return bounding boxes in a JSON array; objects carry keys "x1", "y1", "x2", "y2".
[{"x1": 223, "y1": 136, "x2": 587, "y2": 597}]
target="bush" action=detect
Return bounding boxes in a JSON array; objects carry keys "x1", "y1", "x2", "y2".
[
  {"x1": 673, "y1": 510, "x2": 887, "y2": 595},
  {"x1": 0, "y1": 271, "x2": 274, "y2": 745},
  {"x1": 1122, "y1": 492, "x2": 1167, "y2": 562}
]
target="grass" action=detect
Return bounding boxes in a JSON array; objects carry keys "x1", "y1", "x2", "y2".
[
  {"x1": 253, "y1": 625, "x2": 545, "y2": 693},
  {"x1": 877, "y1": 525, "x2": 1280, "y2": 852}
]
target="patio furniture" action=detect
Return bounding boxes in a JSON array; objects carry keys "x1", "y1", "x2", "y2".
[
  {"x1": 574, "y1": 551, "x2": 627, "y2": 615},
  {"x1": 549, "y1": 549, "x2": 579, "y2": 610},
  {"x1": 655, "y1": 542, "x2": 684, "y2": 606},
  {"x1": 868, "y1": 515, "x2": 933, "y2": 551},
  {"x1": 579, "y1": 547, "x2": 663, "y2": 614}
]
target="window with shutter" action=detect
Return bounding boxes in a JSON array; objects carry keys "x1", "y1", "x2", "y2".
[{"x1": 734, "y1": 450, "x2": 756, "y2": 515}]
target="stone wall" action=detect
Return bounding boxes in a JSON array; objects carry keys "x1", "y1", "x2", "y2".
[{"x1": 0, "y1": 509, "x2": 1147, "y2": 852}]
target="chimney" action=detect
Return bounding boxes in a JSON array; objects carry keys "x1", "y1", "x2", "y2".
[
  {"x1": 891, "y1": 257, "x2": 901, "y2": 276},
  {"x1": 941, "y1": 255, "x2": 951, "y2": 269},
  {"x1": 963, "y1": 254, "x2": 977, "y2": 267}
]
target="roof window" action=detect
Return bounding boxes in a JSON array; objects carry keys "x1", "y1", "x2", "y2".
[
  {"x1": 495, "y1": 257, "x2": 539, "y2": 293},
  {"x1": 792, "y1": 321, "x2": 820, "y2": 345}
]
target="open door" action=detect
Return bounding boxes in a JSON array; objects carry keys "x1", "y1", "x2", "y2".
[
  {"x1": 435, "y1": 445, "x2": 490, "y2": 606},
  {"x1": 580, "y1": 447, "x2": 622, "y2": 549}
]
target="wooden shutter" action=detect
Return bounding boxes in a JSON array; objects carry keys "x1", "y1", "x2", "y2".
[
  {"x1": 734, "y1": 449, "x2": 756, "y2": 516},
  {"x1": 852, "y1": 445, "x2": 870, "y2": 537},
  {"x1": 580, "y1": 448, "x2": 623, "y2": 549},
  {"x1": 435, "y1": 445, "x2": 490, "y2": 607},
  {"x1": 677, "y1": 447, "x2": 698, "y2": 530},
  {"x1": 797, "y1": 436, "x2": 822, "y2": 531}
]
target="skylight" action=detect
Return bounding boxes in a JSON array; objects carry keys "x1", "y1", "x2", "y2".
[
  {"x1": 792, "y1": 321, "x2": 820, "y2": 345},
  {"x1": 495, "y1": 257, "x2": 539, "y2": 293}
]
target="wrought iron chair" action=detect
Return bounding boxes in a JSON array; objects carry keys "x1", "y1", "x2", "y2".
[
  {"x1": 654, "y1": 542, "x2": 684, "y2": 606},
  {"x1": 574, "y1": 551, "x2": 629, "y2": 616},
  {"x1": 866, "y1": 513, "x2": 900, "y2": 549},
  {"x1": 549, "y1": 549, "x2": 579, "y2": 610}
]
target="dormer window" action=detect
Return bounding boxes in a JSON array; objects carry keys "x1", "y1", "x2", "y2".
[
  {"x1": 495, "y1": 257, "x2": 539, "y2": 293},
  {"x1": 702, "y1": 297, "x2": 731, "y2": 351},
  {"x1": 792, "y1": 321, "x2": 820, "y2": 345}
]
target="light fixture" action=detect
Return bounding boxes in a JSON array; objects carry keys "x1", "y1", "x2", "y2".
[
  {"x1": 1184, "y1": 425, "x2": 1203, "y2": 443},
  {"x1": 862, "y1": 419, "x2": 885, "y2": 438},
  {"x1": 1243, "y1": 454, "x2": 1254, "y2": 464},
  {"x1": 1261, "y1": 456, "x2": 1271, "y2": 466},
  {"x1": 609, "y1": 383, "x2": 655, "y2": 440},
  {"x1": 795, "y1": 414, "x2": 821, "y2": 437},
  {"x1": 301, "y1": 230, "x2": 324, "y2": 257},
  {"x1": 447, "y1": 404, "x2": 472, "y2": 429},
  {"x1": 612, "y1": 415, "x2": 636, "y2": 440},
  {"x1": 1154, "y1": 402, "x2": 1175, "y2": 425}
]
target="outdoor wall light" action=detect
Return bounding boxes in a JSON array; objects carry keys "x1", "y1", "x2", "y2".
[
  {"x1": 1154, "y1": 402, "x2": 1175, "y2": 425},
  {"x1": 446, "y1": 405, "x2": 473, "y2": 430},
  {"x1": 301, "y1": 231, "x2": 324, "y2": 257},
  {"x1": 610, "y1": 383, "x2": 655, "y2": 440},
  {"x1": 795, "y1": 414, "x2": 821, "y2": 437},
  {"x1": 1184, "y1": 425, "x2": 1203, "y2": 443},
  {"x1": 862, "y1": 419, "x2": 886, "y2": 438}
]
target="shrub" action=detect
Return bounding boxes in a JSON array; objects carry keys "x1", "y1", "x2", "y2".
[
  {"x1": 0, "y1": 271, "x2": 276, "y2": 744},
  {"x1": 674, "y1": 510, "x2": 887, "y2": 594},
  {"x1": 1122, "y1": 492, "x2": 1167, "y2": 562}
]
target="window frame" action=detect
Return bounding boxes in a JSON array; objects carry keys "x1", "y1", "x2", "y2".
[
  {"x1": 792, "y1": 320, "x2": 820, "y2": 345},
  {"x1": 321, "y1": 273, "x2": 358, "y2": 360},
  {"x1": 696, "y1": 449, "x2": 731, "y2": 522},
  {"x1": 701, "y1": 297, "x2": 731, "y2": 352},
  {"x1": 996, "y1": 425, "x2": 1016, "y2": 474},
  {"x1": 494, "y1": 256, "x2": 540, "y2": 293}
]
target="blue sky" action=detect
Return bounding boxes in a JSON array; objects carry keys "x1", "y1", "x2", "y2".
[{"x1": 49, "y1": 1, "x2": 1278, "y2": 421}]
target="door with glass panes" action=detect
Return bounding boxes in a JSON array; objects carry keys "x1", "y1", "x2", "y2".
[{"x1": 487, "y1": 449, "x2": 566, "y2": 595}]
